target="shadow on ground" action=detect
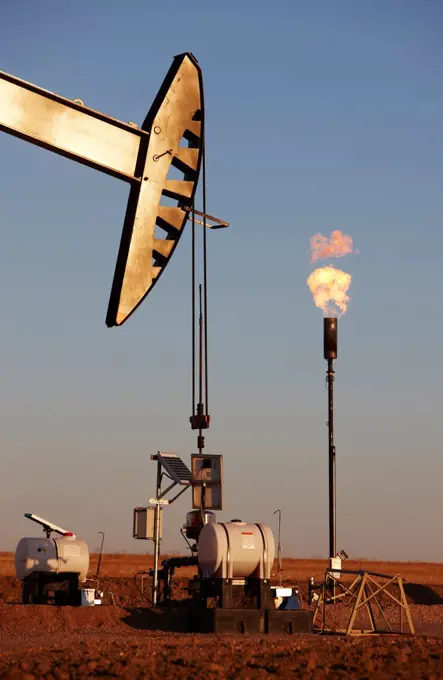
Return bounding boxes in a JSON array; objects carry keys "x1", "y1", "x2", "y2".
[
  {"x1": 121, "y1": 606, "x2": 191, "y2": 632},
  {"x1": 404, "y1": 583, "x2": 443, "y2": 605}
]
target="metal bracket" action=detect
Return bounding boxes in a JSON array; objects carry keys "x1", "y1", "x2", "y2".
[{"x1": 184, "y1": 206, "x2": 230, "y2": 229}]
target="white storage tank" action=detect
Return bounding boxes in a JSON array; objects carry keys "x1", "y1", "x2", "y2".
[
  {"x1": 15, "y1": 536, "x2": 89, "y2": 582},
  {"x1": 197, "y1": 520, "x2": 275, "y2": 580}
]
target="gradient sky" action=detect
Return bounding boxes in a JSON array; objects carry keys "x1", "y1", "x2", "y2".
[{"x1": 1, "y1": 1, "x2": 442, "y2": 561}]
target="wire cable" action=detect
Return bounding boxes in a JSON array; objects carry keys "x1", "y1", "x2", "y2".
[
  {"x1": 191, "y1": 201, "x2": 196, "y2": 416},
  {"x1": 202, "y1": 138, "x2": 209, "y2": 414}
]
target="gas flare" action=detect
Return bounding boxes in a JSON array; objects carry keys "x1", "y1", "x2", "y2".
[
  {"x1": 310, "y1": 230, "x2": 354, "y2": 264},
  {"x1": 307, "y1": 266, "x2": 351, "y2": 317}
]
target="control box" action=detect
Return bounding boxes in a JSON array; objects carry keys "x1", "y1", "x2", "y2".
[{"x1": 133, "y1": 506, "x2": 163, "y2": 540}]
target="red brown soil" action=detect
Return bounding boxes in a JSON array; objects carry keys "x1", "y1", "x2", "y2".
[{"x1": 1, "y1": 552, "x2": 443, "y2": 678}]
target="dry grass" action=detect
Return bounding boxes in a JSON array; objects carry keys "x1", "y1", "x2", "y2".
[{"x1": 2, "y1": 551, "x2": 443, "y2": 584}]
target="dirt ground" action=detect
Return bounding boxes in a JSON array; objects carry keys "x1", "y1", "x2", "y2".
[{"x1": 1, "y1": 553, "x2": 443, "y2": 678}]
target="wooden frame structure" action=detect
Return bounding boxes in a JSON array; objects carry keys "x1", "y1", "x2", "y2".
[{"x1": 313, "y1": 569, "x2": 415, "y2": 636}]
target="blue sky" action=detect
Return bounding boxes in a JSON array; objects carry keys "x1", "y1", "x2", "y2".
[{"x1": 0, "y1": 0, "x2": 442, "y2": 561}]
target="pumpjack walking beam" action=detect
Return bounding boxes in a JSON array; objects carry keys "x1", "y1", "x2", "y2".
[
  {"x1": 0, "y1": 53, "x2": 205, "y2": 326},
  {"x1": 1, "y1": 51, "x2": 229, "y2": 455}
]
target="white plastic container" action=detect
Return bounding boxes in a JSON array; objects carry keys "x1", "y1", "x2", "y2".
[
  {"x1": 271, "y1": 586, "x2": 293, "y2": 609},
  {"x1": 15, "y1": 537, "x2": 89, "y2": 582},
  {"x1": 197, "y1": 521, "x2": 275, "y2": 580},
  {"x1": 81, "y1": 588, "x2": 96, "y2": 606}
]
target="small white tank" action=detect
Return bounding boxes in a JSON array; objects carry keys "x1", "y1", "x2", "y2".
[
  {"x1": 15, "y1": 536, "x2": 89, "y2": 582},
  {"x1": 197, "y1": 521, "x2": 275, "y2": 580}
]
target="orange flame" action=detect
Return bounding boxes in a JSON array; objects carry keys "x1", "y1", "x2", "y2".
[
  {"x1": 307, "y1": 266, "x2": 351, "y2": 317},
  {"x1": 310, "y1": 230, "x2": 354, "y2": 264}
]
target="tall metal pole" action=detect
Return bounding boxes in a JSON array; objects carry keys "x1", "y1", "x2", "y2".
[
  {"x1": 324, "y1": 317, "x2": 337, "y2": 561},
  {"x1": 327, "y1": 358, "x2": 336, "y2": 560},
  {"x1": 273, "y1": 509, "x2": 282, "y2": 583},
  {"x1": 95, "y1": 531, "x2": 105, "y2": 580},
  {"x1": 152, "y1": 459, "x2": 162, "y2": 606}
]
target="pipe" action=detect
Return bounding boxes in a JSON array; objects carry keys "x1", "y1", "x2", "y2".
[{"x1": 324, "y1": 317, "x2": 337, "y2": 560}]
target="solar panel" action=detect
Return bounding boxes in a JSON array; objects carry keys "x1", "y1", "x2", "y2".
[{"x1": 157, "y1": 452, "x2": 193, "y2": 485}]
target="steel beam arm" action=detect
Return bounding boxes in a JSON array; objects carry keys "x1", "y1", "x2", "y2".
[
  {"x1": 0, "y1": 70, "x2": 147, "y2": 183},
  {"x1": 0, "y1": 53, "x2": 205, "y2": 326}
]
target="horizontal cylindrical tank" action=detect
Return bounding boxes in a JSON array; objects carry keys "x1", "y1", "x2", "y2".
[
  {"x1": 15, "y1": 537, "x2": 89, "y2": 582},
  {"x1": 197, "y1": 521, "x2": 275, "y2": 580}
]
